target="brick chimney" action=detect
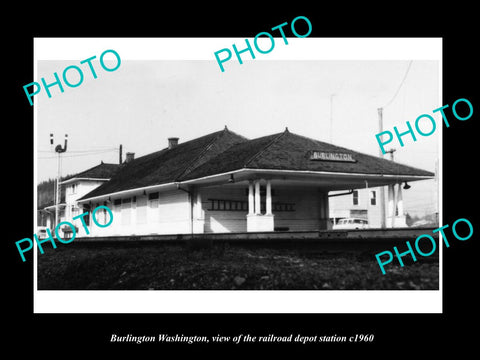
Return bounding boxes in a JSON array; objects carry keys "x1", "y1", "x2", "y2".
[
  {"x1": 168, "y1": 137, "x2": 179, "y2": 149},
  {"x1": 125, "y1": 152, "x2": 135, "y2": 163}
]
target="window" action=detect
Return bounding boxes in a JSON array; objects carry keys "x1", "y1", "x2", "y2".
[
  {"x1": 370, "y1": 191, "x2": 376, "y2": 205},
  {"x1": 148, "y1": 192, "x2": 159, "y2": 200},
  {"x1": 353, "y1": 190, "x2": 359, "y2": 205},
  {"x1": 273, "y1": 203, "x2": 295, "y2": 212},
  {"x1": 82, "y1": 204, "x2": 90, "y2": 226},
  {"x1": 92, "y1": 206, "x2": 106, "y2": 226},
  {"x1": 208, "y1": 199, "x2": 248, "y2": 211},
  {"x1": 121, "y1": 198, "x2": 132, "y2": 225},
  {"x1": 149, "y1": 197, "x2": 159, "y2": 208},
  {"x1": 70, "y1": 184, "x2": 77, "y2": 194},
  {"x1": 71, "y1": 205, "x2": 79, "y2": 217},
  {"x1": 148, "y1": 194, "x2": 159, "y2": 223},
  {"x1": 131, "y1": 196, "x2": 137, "y2": 209},
  {"x1": 113, "y1": 199, "x2": 122, "y2": 218},
  {"x1": 208, "y1": 199, "x2": 294, "y2": 212},
  {"x1": 136, "y1": 196, "x2": 147, "y2": 224}
]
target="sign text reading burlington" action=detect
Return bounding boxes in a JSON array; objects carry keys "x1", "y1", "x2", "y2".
[{"x1": 308, "y1": 151, "x2": 356, "y2": 163}]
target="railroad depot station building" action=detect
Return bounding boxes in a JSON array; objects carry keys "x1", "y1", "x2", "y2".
[{"x1": 39, "y1": 127, "x2": 434, "y2": 237}]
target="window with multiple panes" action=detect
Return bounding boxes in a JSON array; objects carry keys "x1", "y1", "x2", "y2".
[
  {"x1": 209, "y1": 199, "x2": 248, "y2": 211},
  {"x1": 207, "y1": 199, "x2": 294, "y2": 212}
]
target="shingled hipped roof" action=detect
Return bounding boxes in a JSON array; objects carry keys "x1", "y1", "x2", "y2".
[
  {"x1": 61, "y1": 162, "x2": 121, "y2": 183},
  {"x1": 181, "y1": 128, "x2": 434, "y2": 180},
  {"x1": 38, "y1": 162, "x2": 120, "y2": 210},
  {"x1": 80, "y1": 128, "x2": 434, "y2": 201},
  {"x1": 80, "y1": 127, "x2": 247, "y2": 200}
]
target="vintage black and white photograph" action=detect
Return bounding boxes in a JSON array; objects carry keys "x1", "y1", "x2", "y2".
[
  {"x1": 33, "y1": 38, "x2": 441, "y2": 313},
  {"x1": 7, "y1": 4, "x2": 480, "y2": 353}
]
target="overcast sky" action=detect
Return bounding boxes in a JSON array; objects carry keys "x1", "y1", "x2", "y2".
[{"x1": 36, "y1": 45, "x2": 440, "y2": 215}]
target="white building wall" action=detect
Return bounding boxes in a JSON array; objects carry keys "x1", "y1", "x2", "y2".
[
  {"x1": 62, "y1": 180, "x2": 107, "y2": 238},
  {"x1": 157, "y1": 190, "x2": 191, "y2": 234},
  {"x1": 76, "y1": 184, "x2": 331, "y2": 237},
  {"x1": 200, "y1": 184, "x2": 329, "y2": 233},
  {"x1": 272, "y1": 186, "x2": 326, "y2": 231},
  {"x1": 201, "y1": 186, "x2": 248, "y2": 233},
  {"x1": 86, "y1": 189, "x2": 191, "y2": 236}
]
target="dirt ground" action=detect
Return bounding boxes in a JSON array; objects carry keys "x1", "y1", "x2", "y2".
[{"x1": 37, "y1": 242, "x2": 439, "y2": 290}]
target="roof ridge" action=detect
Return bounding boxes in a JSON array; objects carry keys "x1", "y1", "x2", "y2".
[
  {"x1": 243, "y1": 130, "x2": 287, "y2": 168},
  {"x1": 173, "y1": 127, "x2": 230, "y2": 181},
  {"x1": 294, "y1": 131, "x2": 433, "y2": 172},
  {"x1": 285, "y1": 131, "x2": 435, "y2": 174},
  {"x1": 62, "y1": 161, "x2": 120, "y2": 181}
]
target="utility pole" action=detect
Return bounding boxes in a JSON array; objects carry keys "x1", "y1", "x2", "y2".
[
  {"x1": 330, "y1": 93, "x2": 336, "y2": 143},
  {"x1": 119, "y1": 144, "x2": 123, "y2": 164},
  {"x1": 51, "y1": 134, "x2": 68, "y2": 229},
  {"x1": 385, "y1": 148, "x2": 397, "y2": 228},
  {"x1": 56, "y1": 151, "x2": 60, "y2": 228},
  {"x1": 365, "y1": 180, "x2": 370, "y2": 227},
  {"x1": 435, "y1": 158, "x2": 439, "y2": 225},
  {"x1": 378, "y1": 108, "x2": 386, "y2": 229},
  {"x1": 330, "y1": 93, "x2": 336, "y2": 228}
]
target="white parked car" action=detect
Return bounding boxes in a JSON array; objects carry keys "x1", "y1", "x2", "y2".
[{"x1": 333, "y1": 218, "x2": 369, "y2": 230}]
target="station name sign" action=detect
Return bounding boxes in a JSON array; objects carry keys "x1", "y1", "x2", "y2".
[{"x1": 308, "y1": 151, "x2": 356, "y2": 162}]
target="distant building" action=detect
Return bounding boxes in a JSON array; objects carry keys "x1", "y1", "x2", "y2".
[
  {"x1": 38, "y1": 162, "x2": 120, "y2": 237},
  {"x1": 68, "y1": 127, "x2": 433, "y2": 237},
  {"x1": 330, "y1": 188, "x2": 382, "y2": 228}
]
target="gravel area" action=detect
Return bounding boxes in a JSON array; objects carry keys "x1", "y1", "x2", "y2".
[{"x1": 37, "y1": 242, "x2": 439, "y2": 290}]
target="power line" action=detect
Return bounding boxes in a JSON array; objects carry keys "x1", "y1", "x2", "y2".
[
  {"x1": 381, "y1": 60, "x2": 413, "y2": 109},
  {"x1": 38, "y1": 147, "x2": 118, "y2": 153},
  {"x1": 38, "y1": 149, "x2": 116, "y2": 159}
]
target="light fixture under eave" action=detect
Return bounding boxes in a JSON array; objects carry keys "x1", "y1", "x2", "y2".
[
  {"x1": 228, "y1": 174, "x2": 235, "y2": 183},
  {"x1": 403, "y1": 182, "x2": 411, "y2": 190}
]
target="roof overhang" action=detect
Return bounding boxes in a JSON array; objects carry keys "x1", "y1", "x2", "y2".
[
  {"x1": 77, "y1": 182, "x2": 179, "y2": 204},
  {"x1": 78, "y1": 168, "x2": 433, "y2": 203},
  {"x1": 180, "y1": 168, "x2": 433, "y2": 190},
  {"x1": 43, "y1": 203, "x2": 66, "y2": 211},
  {"x1": 60, "y1": 177, "x2": 111, "y2": 185}
]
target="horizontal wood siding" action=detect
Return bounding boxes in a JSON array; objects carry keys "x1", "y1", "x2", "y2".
[
  {"x1": 201, "y1": 186, "x2": 247, "y2": 233},
  {"x1": 86, "y1": 185, "x2": 328, "y2": 236},
  {"x1": 273, "y1": 186, "x2": 323, "y2": 231},
  {"x1": 157, "y1": 190, "x2": 191, "y2": 234},
  {"x1": 90, "y1": 190, "x2": 191, "y2": 236},
  {"x1": 200, "y1": 184, "x2": 328, "y2": 233}
]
